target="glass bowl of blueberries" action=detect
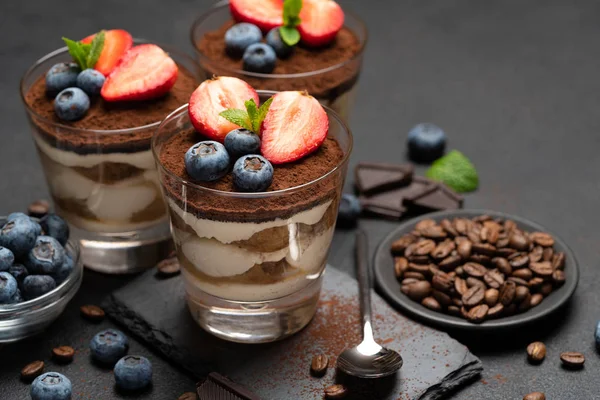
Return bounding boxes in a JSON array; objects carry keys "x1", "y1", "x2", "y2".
[{"x1": 0, "y1": 212, "x2": 83, "y2": 343}]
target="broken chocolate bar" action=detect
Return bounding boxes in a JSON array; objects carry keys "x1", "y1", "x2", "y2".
[
  {"x1": 354, "y1": 162, "x2": 413, "y2": 195},
  {"x1": 402, "y1": 181, "x2": 463, "y2": 213},
  {"x1": 360, "y1": 176, "x2": 433, "y2": 219},
  {"x1": 197, "y1": 372, "x2": 261, "y2": 400}
]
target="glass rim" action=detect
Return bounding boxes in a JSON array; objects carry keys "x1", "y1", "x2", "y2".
[
  {"x1": 152, "y1": 90, "x2": 353, "y2": 198},
  {"x1": 19, "y1": 39, "x2": 200, "y2": 136},
  {"x1": 189, "y1": 1, "x2": 368, "y2": 80}
]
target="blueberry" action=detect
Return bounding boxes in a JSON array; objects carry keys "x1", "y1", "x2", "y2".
[
  {"x1": 53, "y1": 254, "x2": 73, "y2": 285},
  {"x1": 7, "y1": 212, "x2": 28, "y2": 221},
  {"x1": 23, "y1": 275, "x2": 56, "y2": 300},
  {"x1": 224, "y1": 129, "x2": 261, "y2": 158},
  {"x1": 232, "y1": 155, "x2": 274, "y2": 192},
  {"x1": 184, "y1": 141, "x2": 230, "y2": 182},
  {"x1": 243, "y1": 43, "x2": 277, "y2": 74},
  {"x1": 266, "y1": 28, "x2": 294, "y2": 59},
  {"x1": 595, "y1": 321, "x2": 600, "y2": 350},
  {"x1": 45, "y1": 63, "x2": 80, "y2": 95},
  {"x1": 0, "y1": 217, "x2": 39, "y2": 257},
  {"x1": 31, "y1": 372, "x2": 72, "y2": 400},
  {"x1": 26, "y1": 236, "x2": 65, "y2": 275},
  {"x1": 8, "y1": 264, "x2": 28, "y2": 287},
  {"x1": 76, "y1": 69, "x2": 105, "y2": 96},
  {"x1": 40, "y1": 214, "x2": 70, "y2": 246},
  {"x1": 225, "y1": 23, "x2": 263, "y2": 59},
  {"x1": 54, "y1": 87, "x2": 90, "y2": 121},
  {"x1": 8, "y1": 289, "x2": 23, "y2": 304},
  {"x1": 0, "y1": 247, "x2": 14, "y2": 271},
  {"x1": 407, "y1": 123, "x2": 447, "y2": 163},
  {"x1": 90, "y1": 329, "x2": 129, "y2": 365},
  {"x1": 337, "y1": 194, "x2": 362, "y2": 226},
  {"x1": 0, "y1": 272, "x2": 17, "y2": 303},
  {"x1": 114, "y1": 356, "x2": 152, "y2": 391}
]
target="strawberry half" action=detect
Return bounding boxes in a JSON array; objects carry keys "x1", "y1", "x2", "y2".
[
  {"x1": 230, "y1": 0, "x2": 283, "y2": 32},
  {"x1": 299, "y1": 0, "x2": 345, "y2": 47},
  {"x1": 189, "y1": 77, "x2": 259, "y2": 142},
  {"x1": 261, "y1": 91, "x2": 328, "y2": 164},
  {"x1": 101, "y1": 44, "x2": 178, "y2": 102},
  {"x1": 81, "y1": 29, "x2": 133, "y2": 76}
]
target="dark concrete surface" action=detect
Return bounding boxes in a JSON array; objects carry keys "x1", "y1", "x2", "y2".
[{"x1": 1, "y1": 0, "x2": 600, "y2": 398}]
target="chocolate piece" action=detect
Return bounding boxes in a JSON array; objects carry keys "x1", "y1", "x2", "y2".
[
  {"x1": 403, "y1": 181, "x2": 463, "y2": 213},
  {"x1": 359, "y1": 176, "x2": 433, "y2": 219},
  {"x1": 354, "y1": 162, "x2": 413, "y2": 195},
  {"x1": 197, "y1": 372, "x2": 261, "y2": 400}
]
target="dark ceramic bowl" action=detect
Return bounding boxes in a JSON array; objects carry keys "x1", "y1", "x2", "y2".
[{"x1": 373, "y1": 209, "x2": 579, "y2": 331}]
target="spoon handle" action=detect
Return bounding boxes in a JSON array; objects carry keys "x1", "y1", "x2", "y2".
[{"x1": 355, "y1": 229, "x2": 374, "y2": 338}]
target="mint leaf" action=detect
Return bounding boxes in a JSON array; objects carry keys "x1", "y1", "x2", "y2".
[
  {"x1": 283, "y1": 0, "x2": 302, "y2": 26},
  {"x1": 219, "y1": 109, "x2": 252, "y2": 131},
  {"x1": 245, "y1": 99, "x2": 259, "y2": 132},
  {"x1": 62, "y1": 37, "x2": 88, "y2": 69},
  {"x1": 255, "y1": 97, "x2": 273, "y2": 133},
  {"x1": 279, "y1": 26, "x2": 301, "y2": 46},
  {"x1": 426, "y1": 150, "x2": 479, "y2": 193},
  {"x1": 86, "y1": 30, "x2": 105, "y2": 69}
]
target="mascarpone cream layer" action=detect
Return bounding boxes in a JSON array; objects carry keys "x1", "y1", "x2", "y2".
[
  {"x1": 56, "y1": 204, "x2": 167, "y2": 233},
  {"x1": 167, "y1": 198, "x2": 332, "y2": 244}
]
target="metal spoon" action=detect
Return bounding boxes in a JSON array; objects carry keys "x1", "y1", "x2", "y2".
[{"x1": 337, "y1": 229, "x2": 403, "y2": 378}]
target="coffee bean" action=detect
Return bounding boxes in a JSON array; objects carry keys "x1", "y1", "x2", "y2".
[
  {"x1": 530, "y1": 293, "x2": 543, "y2": 307},
  {"x1": 21, "y1": 360, "x2": 44, "y2": 381},
  {"x1": 528, "y1": 277, "x2": 544, "y2": 289},
  {"x1": 552, "y1": 269, "x2": 566, "y2": 286},
  {"x1": 391, "y1": 235, "x2": 417, "y2": 255},
  {"x1": 470, "y1": 254, "x2": 491, "y2": 265},
  {"x1": 440, "y1": 219, "x2": 458, "y2": 237},
  {"x1": 463, "y1": 262, "x2": 487, "y2": 278},
  {"x1": 408, "y1": 262, "x2": 432, "y2": 274},
  {"x1": 429, "y1": 265, "x2": 442, "y2": 276},
  {"x1": 438, "y1": 255, "x2": 462, "y2": 270},
  {"x1": 552, "y1": 252, "x2": 565, "y2": 270},
  {"x1": 484, "y1": 288, "x2": 499, "y2": 306},
  {"x1": 401, "y1": 285, "x2": 410, "y2": 295},
  {"x1": 448, "y1": 305, "x2": 461, "y2": 316},
  {"x1": 455, "y1": 236, "x2": 469, "y2": 245},
  {"x1": 527, "y1": 342, "x2": 546, "y2": 363},
  {"x1": 540, "y1": 282, "x2": 553, "y2": 296},
  {"x1": 473, "y1": 215, "x2": 492, "y2": 223},
  {"x1": 456, "y1": 240, "x2": 472, "y2": 259},
  {"x1": 52, "y1": 346, "x2": 75, "y2": 363},
  {"x1": 80, "y1": 305, "x2": 105, "y2": 322},
  {"x1": 408, "y1": 254, "x2": 430, "y2": 264},
  {"x1": 455, "y1": 266, "x2": 465, "y2": 276},
  {"x1": 472, "y1": 243, "x2": 497, "y2": 256},
  {"x1": 512, "y1": 268, "x2": 533, "y2": 281},
  {"x1": 504, "y1": 219, "x2": 517, "y2": 232},
  {"x1": 560, "y1": 352, "x2": 585, "y2": 369},
  {"x1": 480, "y1": 225, "x2": 499, "y2": 244},
  {"x1": 421, "y1": 225, "x2": 447, "y2": 240},
  {"x1": 462, "y1": 285, "x2": 485, "y2": 307},
  {"x1": 508, "y1": 253, "x2": 529, "y2": 269},
  {"x1": 499, "y1": 281, "x2": 517, "y2": 305},
  {"x1": 394, "y1": 257, "x2": 409, "y2": 280},
  {"x1": 487, "y1": 303, "x2": 504, "y2": 318},
  {"x1": 497, "y1": 247, "x2": 517, "y2": 257},
  {"x1": 404, "y1": 271, "x2": 426, "y2": 280},
  {"x1": 467, "y1": 230, "x2": 482, "y2": 244},
  {"x1": 452, "y1": 297, "x2": 463, "y2": 307},
  {"x1": 432, "y1": 290, "x2": 452, "y2": 307},
  {"x1": 27, "y1": 200, "x2": 50, "y2": 218},
  {"x1": 530, "y1": 232, "x2": 554, "y2": 247},
  {"x1": 415, "y1": 219, "x2": 437, "y2": 232},
  {"x1": 518, "y1": 292, "x2": 532, "y2": 312},
  {"x1": 178, "y1": 393, "x2": 197, "y2": 400},
  {"x1": 492, "y1": 257, "x2": 512, "y2": 276},
  {"x1": 483, "y1": 269, "x2": 505, "y2": 289},
  {"x1": 466, "y1": 277, "x2": 486, "y2": 289},
  {"x1": 432, "y1": 273, "x2": 454, "y2": 293},
  {"x1": 467, "y1": 304, "x2": 489, "y2": 323},
  {"x1": 310, "y1": 354, "x2": 329, "y2": 376},
  {"x1": 421, "y1": 296, "x2": 441, "y2": 311},
  {"x1": 324, "y1": 384, "x2": 347, "y2": 399},
  {"x1": 514, "y1": 286, "x2": 530, "y2": 303},
  {"x1": 542, "y1": 247, "x2": 554, "y2": 262},
  {"x1": 508, "y1": 276, "x2": 530, "y2": 287},
  {"x1": 156, "y1": 257, "x2": 181, "y2": 277},
  {"x1": 460, "y1": 306, "x2": 470, "y2": 319},
  {"x1": 509, "y1": 233, "x2": 530, "y2": 251},
  {"x1": 401, "y1": 278, "x2": 420, "y2": 286},
  {"x1": 529, "y1": 246, "x2": 543, "y2": 263},
  {"x1": 406, "y1": 240, "x2": 435, "y2": 257},
  {"x1": 453, "y1": 218, "x2": 469, "y2": 235},
  {"x1": 529, "y1": 262, "x2": 553, "y2": 277},
  {"x1": 405, "y1": 281, "x2": 431, "y2": 301},
  {"x1": 454, "y1": 277, "x2": 468, "y2": 296},
  {"x1": 432, "y1": 240, "x2": 455, "y2": 259},
  {"x1": 504, "y1": 303, "x2": 517, "y2": 316},
  {"x1": 523, "y1": 392, "x2": 546, "y2": 400}
]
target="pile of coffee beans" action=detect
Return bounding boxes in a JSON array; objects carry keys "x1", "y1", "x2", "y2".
[{"x1": 391, "y1": 215, "x2": 566, "y2": 323}]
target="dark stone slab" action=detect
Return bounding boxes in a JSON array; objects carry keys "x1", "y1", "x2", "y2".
[{"x1": 104, "y1": 267, "x2": 482, "y2": 399}]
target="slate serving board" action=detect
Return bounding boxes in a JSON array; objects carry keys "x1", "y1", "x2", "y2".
[{"x1": 103, "y1": 267, "x2": 482, "y2": 400}]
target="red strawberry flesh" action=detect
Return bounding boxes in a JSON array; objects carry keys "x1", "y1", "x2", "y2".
[
  {"x1": 81, "y1": 29, "x2": 133, "y2": 76},
  {"x1": 299, "y1": 0, "x2": 344, "y2": 47},
  {"x1": 261, "y1": 91, "x2": 329, "y2": 164},
  {"x1": 100, "y1": 44, "x2": 178, "y2": 102},
  {"x1": 230, "y1": 0, "x2": 283, "y2": 32},
  {"x1": 188, "y1": 77, "x2": 259, "y2": 142}
]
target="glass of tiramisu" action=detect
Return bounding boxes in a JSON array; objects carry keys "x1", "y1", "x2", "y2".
[
  {"x1": 20, "y1": 30, "x2": 200, "y2": 273},
  {"x1": 153, "y1": 77, "x2": 352, "y2": 342},
  {"x1": 190, "y1": 0, "x2": 366, "y2": 121}
]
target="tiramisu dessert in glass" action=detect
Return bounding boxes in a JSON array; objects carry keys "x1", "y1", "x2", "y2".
[
  {"x1": 153, "y1": 76, "x2": 352, "y2": 342},
  {"x1": 190, "y1": 0, "x2": 366, "y2": 121},
  {"x1": 20, "y1": 30, "x2": 200, "y2": 273}
]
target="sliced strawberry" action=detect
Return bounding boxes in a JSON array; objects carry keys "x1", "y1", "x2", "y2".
[
  {"x1": 101, "y1": 44, "x2": 178, "y2": 102},
  {"x1": 81, "y1": 29, "x2": 133, "y2": 76},
  {"x1": 299, "y1": 0, "x2": 344, "y2": 47},
  {"x1": 230, "y1": 0, "x2": 283, "y2": 32},
  {"x1": 189, "y1": 77, "x2": 259, "y2": 141},
  {"x1": 261, "y1": 91, "x2": 328, "y2": 164}
]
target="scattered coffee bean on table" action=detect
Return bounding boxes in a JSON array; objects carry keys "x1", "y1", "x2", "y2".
[
  {"x1": 324, "y1": 384, "x2": 347, "y2": 399},
  {"x1": 80, "y1": 305, "x2": 105, "y2": 322},
  {"x1": 310, "y1": 354, "x2": 329, "y2": 377},
  {"x1": 390, "y1": 216, "x2": 567, "y2": 323},
  {"x1": 27, "y1": 199, "x2": 50, "y2": 218},
  {"x1": 20, "y1": 360, "x2": 44, "y2": 381},
  {"x1": 523, "y1": 392, "x2": 546, "y2": 400},
  {"x1": 560, "y1": 352, "x2": 585, "y2": 368},
  {"x1": 178, "y1": 392, "x2": 197, "y2": 400},
  {"x1": 156, "y1": 257, "x2": 181, "y2": 277},
  {"x1": 526, "y1": 342, "x2": 546, "y2": 363},
  {"x1": 52, "y1": 346, "x2": 75, "y2": 363}
]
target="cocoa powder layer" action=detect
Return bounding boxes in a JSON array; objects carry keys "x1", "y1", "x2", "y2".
[
  {"x1": 25, "y1": 65, "x2": 199, "y2": 154},
  {"x1": 159, "y1": 128, "x2": 345, "y2": 222},
  {"x1": 196, "y1": 21, "x2": 362, "y2": 100}
]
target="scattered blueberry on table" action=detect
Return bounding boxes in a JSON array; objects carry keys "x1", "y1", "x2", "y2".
[
  {"x1": 595, "y1": 321, "x2": 600, "y2": 351},
  {"x1": 337, "y1": 193, "x2": 362, "y2": 226},
  {"x1": 232, "y1": 155, "x2": 274, "y2": 192},
  {"x1": 243, "y1": 43, "x2": 277, "y2": 74},
  {"x1": 114, "y1": 356, "x2": 153, "y2": 391},
  {"x1": 31, "y1": 372, "x2": 72, "y2": 400},
  {"x1": 407, "y1": 123, "x2": 447, "y2": 163},
  {"x1": 90, "y1": 329, "x2": 129, "y2": 365},
  {"x1": 225, "y1": 22, "x2": 263, "y2": 59}
]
